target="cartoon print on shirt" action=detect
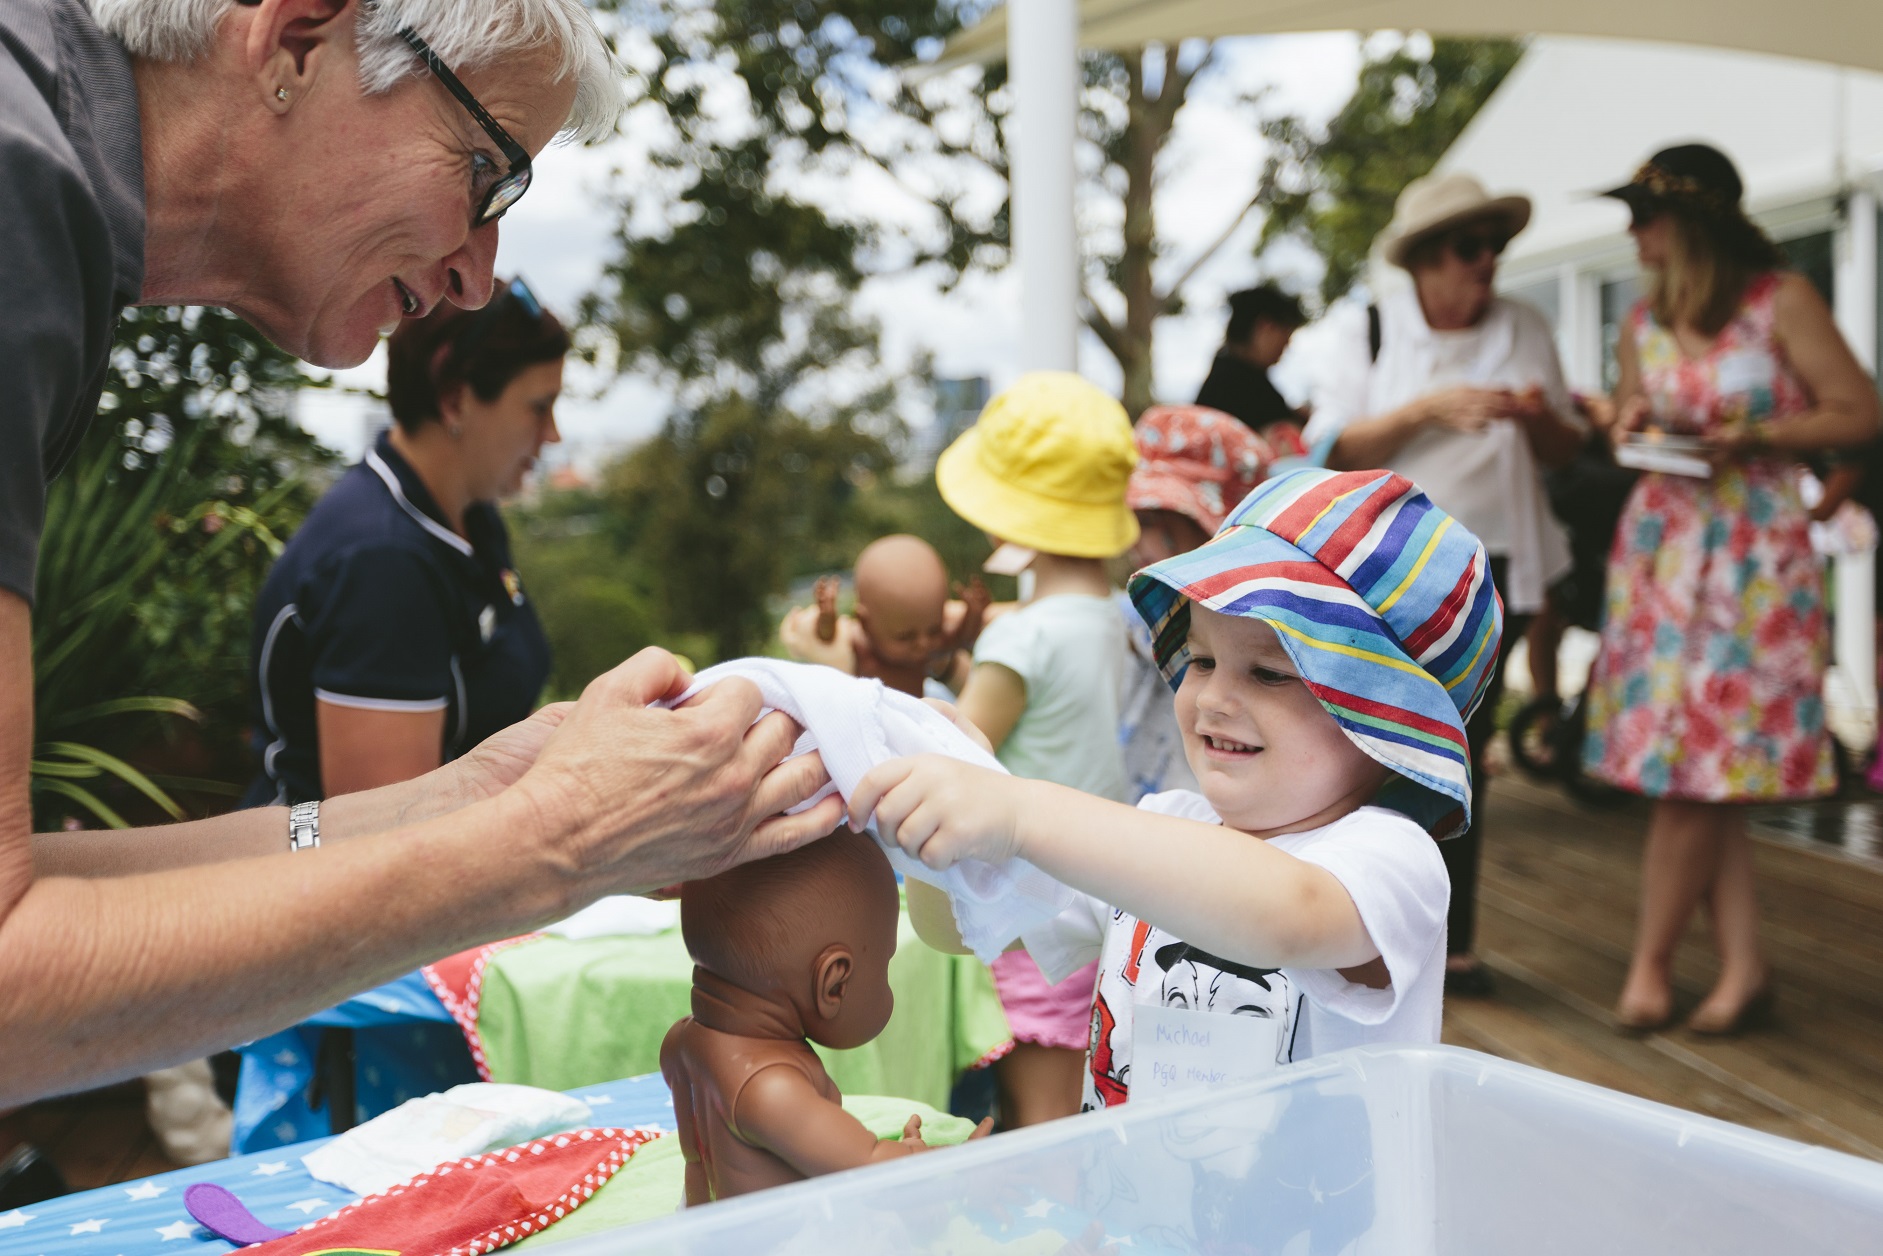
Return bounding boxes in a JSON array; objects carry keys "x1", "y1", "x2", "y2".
[{"x1": 1086, "y1": 914, "x2": 1298, "y2": 1109}]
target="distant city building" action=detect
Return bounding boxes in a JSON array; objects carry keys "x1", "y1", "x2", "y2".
[{"x1": 906, "y1": 375, "x2": 991, "y2": 475}]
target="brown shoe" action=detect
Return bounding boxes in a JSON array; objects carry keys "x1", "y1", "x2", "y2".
[{"x1": 1686, "y1": 985, "x2": 1776, "y2": 1037}]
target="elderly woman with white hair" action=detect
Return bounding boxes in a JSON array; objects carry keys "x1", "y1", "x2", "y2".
[
  {"x1": 1304, "y1": 173, "x2": 1587, "y2": 998},
  {"x1": 0, "y1": 0, "x2": 840, "y2": 1111}
]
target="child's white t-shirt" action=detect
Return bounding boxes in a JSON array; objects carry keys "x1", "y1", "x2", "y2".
[
  {"x1": 1020, "y1": 790, "x2": 1450, "y2": 1110},
  {"x1": 973, "y1": 594, "x2": 1129, "y2": 802}
]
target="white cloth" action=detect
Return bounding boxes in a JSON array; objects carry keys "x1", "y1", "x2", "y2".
[
  {"x1": 1305, "y1": 291, "x2": 1576, "y2": 613},
  {"x1": 301, "y1": 1083, "x2": 592, "y2": 1197},
  {"x1": 971, "y1": 594, "x2": 1130, "y2": 802},
  {"x1": 543, "y1": 896, "x2": 680, "y2": 940},
  {"x1": 673, "y1": 659, "x2": 1080, "y2": 962},
  {"x1": 1021, "y1": 792, "x2": 1449, "y2": 1111}
]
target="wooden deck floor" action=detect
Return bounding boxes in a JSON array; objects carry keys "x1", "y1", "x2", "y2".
[{"x1": 1446, "y1": 772, "x2": 1883, "y2": 1160}]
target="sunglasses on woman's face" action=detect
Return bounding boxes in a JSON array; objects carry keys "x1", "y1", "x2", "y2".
[{"x1": 1448, "y1": 229, "x2": 1508, "y2": 265}]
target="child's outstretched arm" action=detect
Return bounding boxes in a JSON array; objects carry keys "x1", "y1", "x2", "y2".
[{"x1": 851, "y1": 758, "x2": 1379, "y2": 973}]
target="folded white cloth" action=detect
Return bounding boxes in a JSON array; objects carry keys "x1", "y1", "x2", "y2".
[
  {"x1": 671, "y1": 658, "x2": 1079, "y2": 961},
  {"x1": 543, "y1": 895, "x2": 681, "y2": 940},
  {"x1": 301, "y1": 1083, "x2": 593, "y2": 1197}
]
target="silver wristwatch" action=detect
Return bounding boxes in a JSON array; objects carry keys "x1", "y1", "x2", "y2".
[{"x1": 288, "y1": 800, "x2": 321, "y2": 852}]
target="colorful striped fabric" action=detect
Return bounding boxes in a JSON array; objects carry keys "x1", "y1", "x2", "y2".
[{"x1": 1128, "y1": 468, "x2": 1503, "y2": 839}]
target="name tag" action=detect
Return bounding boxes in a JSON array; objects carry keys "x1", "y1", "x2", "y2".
[
  {"x1": 1715, "y1": 349, "x2": 1775, "y2": 399},
  {"x1": 478, "y1": 604, "x2": 497, "y2": 643},
  {"x1": 1131, "y1": 1004, "x2": 1284, "y2": 1097}
]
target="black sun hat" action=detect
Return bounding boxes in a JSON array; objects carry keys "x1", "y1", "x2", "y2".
[{"x1": 1600, "y1": 143, "x2": 1745, "y2": 218}]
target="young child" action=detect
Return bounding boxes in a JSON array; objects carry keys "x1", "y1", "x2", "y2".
[
  {"x1": 778, "y1": 534, "x2": 989, "y2": 698},
  {"x1": 854, "y1": 468, "x2": 1502, "y2": 1109},
  {"x1": 931, "y1": 371, "x2": 1139, "y2": 1126},
  {"x1": 660, "y1": 831, "x2": 987, "y2": 1204},
  {"x1": 1119, "y1": 405, "x2": 1274, "y2": 801}
]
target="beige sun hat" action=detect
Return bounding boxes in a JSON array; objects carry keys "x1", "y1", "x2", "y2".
[{"x1": 1380, "y1": 173, "x2": 1532, "y2": 269}]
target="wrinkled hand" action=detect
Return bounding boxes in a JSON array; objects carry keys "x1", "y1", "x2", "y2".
[
  {"x1": 850, "y1": 754, "x2": 1024, "y2": 869},
  {"x1": 449, "y1": 702, "x2": 575, "y2": 806},
  {"x1": 779, "y1": 604, "x2": 860, "y2": 674},
  {"x1": 512, "y1": 647, "x2": 844, "y2": 896}
]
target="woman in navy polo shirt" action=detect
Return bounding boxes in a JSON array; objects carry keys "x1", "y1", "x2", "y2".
[{"x1": 246, "y1": 278, "x2": 558, "y2": 807}]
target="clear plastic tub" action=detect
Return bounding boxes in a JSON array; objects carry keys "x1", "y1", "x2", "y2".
[{"x1": 554, "y1": 1045, "x2": 1883, "y2": 1254}]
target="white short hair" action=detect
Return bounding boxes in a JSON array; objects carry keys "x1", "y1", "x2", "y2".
[{"x1": 90, "y1": 0, "x2": 621, "y2": 143}]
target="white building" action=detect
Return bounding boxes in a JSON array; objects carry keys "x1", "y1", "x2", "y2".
[{"x1": 1431, "y1": 35, "x2": 1883, "y2": 725}]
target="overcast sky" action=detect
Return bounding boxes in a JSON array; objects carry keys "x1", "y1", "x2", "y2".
[{"x1": 296, "y1": 31, "x2": 1368, "y2": 467}]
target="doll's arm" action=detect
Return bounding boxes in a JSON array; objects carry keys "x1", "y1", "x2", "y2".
[{"x1": 735, "y1": 1065, "x2": 930, "y2": 1177}]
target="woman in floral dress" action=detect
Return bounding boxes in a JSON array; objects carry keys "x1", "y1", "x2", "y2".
[{"x1": 1584, "y1": 145, "x2": 1880, "y2": 1035}]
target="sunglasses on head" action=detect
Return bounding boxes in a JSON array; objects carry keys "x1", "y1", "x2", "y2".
[
  {"x1": 1447, "y1": 228, "x2": 1508, "y2": 265},
  {"x1": 446, "y1": 277, "x2": 547, "y2": 365}
]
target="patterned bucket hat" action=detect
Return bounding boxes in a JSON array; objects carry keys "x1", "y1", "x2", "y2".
[
  {"x1": 1127, "y1": 405, "x2": 1274, "y2": 536},
  {"x1": 1129, "y1": 468, "x2": 1503, "y2": 839}
]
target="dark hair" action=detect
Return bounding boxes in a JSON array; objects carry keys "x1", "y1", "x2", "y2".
[
  {"x1": 385, "y1": 288, "x2": 570, "y2": 433},
  {"x1": 1225, "y1": 284, "x2": 1307, "y2": 345}
]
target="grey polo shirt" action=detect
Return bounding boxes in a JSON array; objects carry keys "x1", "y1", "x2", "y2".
[{"x1": 0, "y1": 0, "x2": 145, "y2": 604}]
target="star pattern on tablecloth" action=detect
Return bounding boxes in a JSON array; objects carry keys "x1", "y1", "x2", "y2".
[
  {"x1": 1021, "y1": 1199, "x2": 1056, "y2": 1219},
  {"x1": 123, "y1": 1182, "x2": 167, "y2": 1201},
  {"x1": 0, "y1": 1208, "x2": 33, "y2": 1229},
  {"x1": 68, "y1": 1218, "x2": 108, "y2": 1235},
  {"x1": 156, "y1": 1220, "x2": 197, "y2": 1241},
  {"x1": 252, "y1": 1161, "x2": 291, "y2": 1176},
  {"x1": 286, "y1": 1198, "x2": 331, "y2": 1215}
]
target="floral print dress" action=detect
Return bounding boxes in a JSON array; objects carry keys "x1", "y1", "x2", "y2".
[{"x1": 1583, "y1": 273, "x2": 1836, "y2": 801}]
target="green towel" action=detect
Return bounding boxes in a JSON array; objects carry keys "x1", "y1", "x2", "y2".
[{"x1": 512, "y1": 1096, "x2": 978, "y2": 1248}]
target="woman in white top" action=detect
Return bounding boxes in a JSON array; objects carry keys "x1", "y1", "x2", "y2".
[{"x1": 1304, "y1": 173, "x2": 1585, "y2": 995}]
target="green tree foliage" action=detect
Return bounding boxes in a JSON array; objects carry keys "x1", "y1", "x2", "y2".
[
  {"x1": 1255, "y1": 36, "x2": 1524, "y2": 306},
  {"x1": 32, "y1": 306, "x2": 331, "y2": 826}
]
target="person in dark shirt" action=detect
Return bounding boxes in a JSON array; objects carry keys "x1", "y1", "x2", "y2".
[
  {"x1": 1195, "y1": 284, "x2": 1310, "y2": 448},
  {"x1": 245, "y1": 278, "x2": 560, "y2": 807}
]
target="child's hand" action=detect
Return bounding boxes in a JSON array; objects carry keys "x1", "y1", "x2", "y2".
[{"x1": 850, "y1": 755, "x2": 1025, "y2": 868}]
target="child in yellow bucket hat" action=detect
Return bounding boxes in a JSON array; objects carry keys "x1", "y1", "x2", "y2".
[{"x1": 932, "y1": 371, "x2": 1139, "y2": 1128}]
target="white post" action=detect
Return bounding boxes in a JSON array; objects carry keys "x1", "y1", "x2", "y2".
[
  {"x1": 1007, "y1": 0, "x2": 1080, "y2": 372},
  {"x1": 1836, "y1": 187, "x2": 1877, "y2": 372}
]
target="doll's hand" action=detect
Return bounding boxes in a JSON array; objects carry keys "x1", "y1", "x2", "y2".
[{"x1": 850, "y1": 755, "x2": 1025, "y2": 868}]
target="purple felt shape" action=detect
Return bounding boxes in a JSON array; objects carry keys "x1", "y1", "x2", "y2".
[{"x1": 183, "y1": 1182, "x2": 295, "y2": 1246}]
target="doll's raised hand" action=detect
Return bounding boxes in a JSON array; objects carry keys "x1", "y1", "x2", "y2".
[{"x1": 850, "y1": 754, "x2": 1027, "y2": 869}]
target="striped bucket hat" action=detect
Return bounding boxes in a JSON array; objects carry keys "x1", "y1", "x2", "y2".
[{"x1": 1128, "y1": 468, "x2": 1502, "y2": 839}]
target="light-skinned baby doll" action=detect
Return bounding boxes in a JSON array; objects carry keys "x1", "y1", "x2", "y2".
[
  {"x1": 855, "y1": 468, "x2": 1503, "y2": 1111},
  {"x1": 778, "y1": 535, "x2": 989, "y2": 698}
]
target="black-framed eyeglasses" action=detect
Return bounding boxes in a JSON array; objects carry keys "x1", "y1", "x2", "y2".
[
  {"x1": 1447, "y1": 228, "x2": 1508, "y2": 265},
  {"x1": 394, "y1": 25, "x2": 533, "y2": 225}
]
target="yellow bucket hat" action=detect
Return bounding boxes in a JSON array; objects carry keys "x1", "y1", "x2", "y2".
[{"x1": 935, "y1": 371, "x2": 1140, "y2": 558}]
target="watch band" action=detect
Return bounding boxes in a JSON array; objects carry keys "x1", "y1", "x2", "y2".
[{"x1": 288, "y1": 800, "x2": 321, "y2": 852}]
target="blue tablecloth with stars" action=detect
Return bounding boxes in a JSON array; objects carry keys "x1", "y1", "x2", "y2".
[{"x1": 1, "y1": 1075, "x2": 674, "y2": 1256}]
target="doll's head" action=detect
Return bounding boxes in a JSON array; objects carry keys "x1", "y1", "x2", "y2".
[
  {"x1": 681, "y1": 830, "x2": 900, "y2": 1050},
  {"x1": 853, "y1": 535, "x2": 950, "y2": 669}
]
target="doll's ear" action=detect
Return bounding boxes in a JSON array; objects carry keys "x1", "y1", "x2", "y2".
[{"x1": 813, "y1": 945, "x2": 854, "y2": 1021}]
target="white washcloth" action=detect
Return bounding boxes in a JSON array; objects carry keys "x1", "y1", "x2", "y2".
[
  {"x1": 671, "y1": 658, "x2": 1079, "y2": 961},
  {"x1": 543, "y1": 895, "x2": 681, "y2": 940},
  {"x1": 301, "y1": 1083, "x2": 592, "y2": 1197}
]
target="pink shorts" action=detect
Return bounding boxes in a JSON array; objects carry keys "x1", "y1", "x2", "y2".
[{"x1": 990, "y1": 951, "x2": 1098, "y2": 1051}]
